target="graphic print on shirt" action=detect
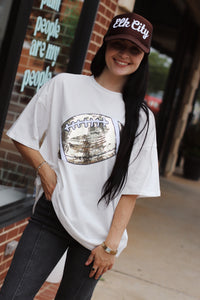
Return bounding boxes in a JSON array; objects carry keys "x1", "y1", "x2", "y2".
[{"x1": 59, "y1": 113, "x2": 122, "y2": 165}]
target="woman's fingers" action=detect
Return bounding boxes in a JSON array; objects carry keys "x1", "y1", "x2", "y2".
[
  {"x1": 38, "y1": 164, "x2": 57, "y2": 199},
  {"x1": 89, "y1": 265, "x2": 98, "y2": 278},
  {"x1": 94, "y1": 267, "x2": 104, "y2": 280},
  {"x1": 90, "y1": 266, "x2": 109, "y2": 280},
  {"x1": 102, "y1": 267, "x2": 109, "y2": 275},
  {"x1": 86, "y1": 246, "x2": 115, "y2": 279},
  {"x1": 85, "y1": 253, "x2": 94, "y2": 266}
]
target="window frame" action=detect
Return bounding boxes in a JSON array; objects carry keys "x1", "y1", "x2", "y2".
[
  {"x1": 0, "y1": 0, "x2": 34, "y2": 139},
  {"x1": 0, "y1": 196, "x2": 34, "y2": 229}
]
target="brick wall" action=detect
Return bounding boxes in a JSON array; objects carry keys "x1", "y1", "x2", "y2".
[
  {"x1": 83, "y1": 0, "x2": 118, "y2": 75},
  {"x1": 0, "y1": 0, "x2": 119, "y2": 288}
]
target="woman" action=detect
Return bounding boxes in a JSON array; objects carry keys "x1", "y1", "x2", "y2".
[{"x1": 0, "y1": 12, "x2": 160, "y2": 299}]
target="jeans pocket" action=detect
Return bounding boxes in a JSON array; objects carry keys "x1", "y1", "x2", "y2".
[{"x1": 32, "y1": 193, "x2": 53, "y2": 221}]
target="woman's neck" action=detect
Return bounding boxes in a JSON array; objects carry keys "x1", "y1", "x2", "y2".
[{"x1": 95, "y1": 68, "x2": 127, "y2": 93}]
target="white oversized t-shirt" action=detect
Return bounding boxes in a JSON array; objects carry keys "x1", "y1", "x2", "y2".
[{"x1": 7, "y1": 73, "x2": 160, "y2": 256}]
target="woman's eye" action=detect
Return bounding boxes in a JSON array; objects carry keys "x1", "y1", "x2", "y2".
[
  {"x1": 109, "y1": 41, "x2": 142, "y2": 55},
  {"x1": 110, "y1": 42, "x2": 124, "y2": 50},
  {"x1": 130, "y1": 47, "x2": 141, "y2": 55}
]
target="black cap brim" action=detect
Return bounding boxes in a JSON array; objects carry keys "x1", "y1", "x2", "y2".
[{"x1": 104, "y1": 34, "x2": 150, "y2": 54}]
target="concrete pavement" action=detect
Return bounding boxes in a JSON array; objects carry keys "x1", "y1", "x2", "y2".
[{"x1": 92, "y1": 174, "x2": 200, "y2": 300}]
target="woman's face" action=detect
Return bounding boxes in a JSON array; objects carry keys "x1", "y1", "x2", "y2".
[{"x1": 105, "y1": 39, "x2": 145, "y2": 77}]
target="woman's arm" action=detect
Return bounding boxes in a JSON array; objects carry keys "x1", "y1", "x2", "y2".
[
  {"x1": 85, "y1": 194, "x2": 137, "y2": 279},
  {"x1": 13, "y1": 141, "x2": 57, "y2": 200},
  {"x1": 105, "y1": 194, "x2": 137, "y2": 250}
]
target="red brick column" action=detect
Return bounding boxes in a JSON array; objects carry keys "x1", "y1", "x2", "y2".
[
  {"x1": 83, "y1": 0, "x2": 118, "y2": 75},
  {"x1": 0, "y1": 219, "x2": 29, "y2": 285}
]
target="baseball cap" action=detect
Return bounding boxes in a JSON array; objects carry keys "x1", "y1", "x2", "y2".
[{"x1": 104, "y1": 12, "x2": 153, "y2": 54}]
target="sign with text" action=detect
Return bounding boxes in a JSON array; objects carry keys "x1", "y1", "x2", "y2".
[{"x1": 19, "y1": 0, "x2": 83, "y2": 93}]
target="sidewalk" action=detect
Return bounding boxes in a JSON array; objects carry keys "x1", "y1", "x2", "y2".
[{"x1": 35, "y1": 174, "x2": 200, "y2": 300}]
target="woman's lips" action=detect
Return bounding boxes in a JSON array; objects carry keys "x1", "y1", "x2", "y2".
[{"x1": 114, "y1": 58, "x2": 130, "y2": 66}]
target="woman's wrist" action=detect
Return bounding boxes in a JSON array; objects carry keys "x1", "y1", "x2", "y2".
[
  {"x1": 36, "y1": 161, "x2": 48, "y2": 175},
  {"x1": 101, "y1": 241, "x2": 118, "y2": 255},
  {"x1": 105, "y1": 235, "x2": 121, "y2": 251}
]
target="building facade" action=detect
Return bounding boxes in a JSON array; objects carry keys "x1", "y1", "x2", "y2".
[{"x1": 1, "y1": 0, "x2": 200, "y2": 289}]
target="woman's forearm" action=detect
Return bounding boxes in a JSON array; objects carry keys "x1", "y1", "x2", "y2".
[
  {"x1": 13, "y1": 140, "x2": 57, "y2": 200},
  {"x1": 13, "y1": 141, "x2": 45, "y2": 170},
  {"x1": 85, "y1": 194, "x2": 137, "y2": 279},
  {"x1": 105, "y1": 194, "x2": 137, "y2": 251}
]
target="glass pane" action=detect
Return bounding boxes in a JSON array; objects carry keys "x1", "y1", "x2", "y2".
[{"x1": 0, "y1": 0, "x2": 84, "y2": 203}]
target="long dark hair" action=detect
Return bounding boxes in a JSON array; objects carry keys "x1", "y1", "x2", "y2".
[{"x1": 91, "y1": 42, "x2": 149, "y2": 205}]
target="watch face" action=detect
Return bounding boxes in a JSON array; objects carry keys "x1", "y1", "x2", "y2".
[
  {"x1": 105, "y1": 247, "x2": 110, "y2": 253},
  {"x1": 101, "y1": 242, "x2": 117, "y2": 255}
]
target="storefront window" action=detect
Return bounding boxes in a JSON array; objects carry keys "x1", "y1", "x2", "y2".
[{"x1": 0, "y1": 0, "x2": 84, "y2": 206}]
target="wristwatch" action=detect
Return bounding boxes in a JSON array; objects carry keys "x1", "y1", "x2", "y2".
[{"x1": 101, "y1": 242, "x2": 118, "y2": 255}]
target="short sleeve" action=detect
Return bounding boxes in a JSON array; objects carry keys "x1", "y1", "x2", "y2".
[
  {"x1": 122, "y1": 109, "x2": 160, "y2": 198},
  {"x1": 7, "y1": 80, "x2": 51, "y2": 150}
]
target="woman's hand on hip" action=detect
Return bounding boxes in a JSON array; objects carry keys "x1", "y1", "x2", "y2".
[
  {"x1": 85, "y1": 245, "x2": 115, "y2": 280},
  {"x1": 38, "y1": 163, "x2": 57, "y2": 200}
]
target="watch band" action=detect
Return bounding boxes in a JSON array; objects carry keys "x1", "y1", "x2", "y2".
[{"x1": 101, "y1": 242, "x2": 118, "y2": 255}]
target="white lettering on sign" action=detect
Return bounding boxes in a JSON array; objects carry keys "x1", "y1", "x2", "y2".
[
  {"x1": 20, "y1": 1, "x2": 63, "y2": 93},
  {"x1": 34, "y1": 17, "x2": 60, "y2": 41},
  {"x1": 45, "y1": 43, "x2": 60, "y2": 66},
  {"x1": 131, "y1": 20, "x2": 149, "y2": 39},
  {"x1": 113, "y1": 18, "x2": 130, "y2": 28},
  {"x1": 29, "y1": 39, "x2": 46, "y2": 58},
  {"x1": 40, "y1": 0, "x2": 62, "y2": 12},
  {"x1": 112, "y1": 17, "x2": 149, "y2": 40},
  {"x1": 20, "y1": 66, "x2": 52, "y2": 92},
  {"x1": 29, "y1": 40, "x2": 60, "y2": 66}
]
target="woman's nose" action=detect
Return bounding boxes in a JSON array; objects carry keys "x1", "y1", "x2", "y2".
[{"x1": 119, "y1": 48, "x2": 129, "y2": 57}]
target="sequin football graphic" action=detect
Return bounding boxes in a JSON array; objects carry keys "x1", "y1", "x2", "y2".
[{"x1": 59, "y1": 113, "x2": 122, "y2": 165}]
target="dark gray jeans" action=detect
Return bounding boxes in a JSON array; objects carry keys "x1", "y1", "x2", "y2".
[{"x1": 0, "y1": 194, "x2": 98, "y2": 300}]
